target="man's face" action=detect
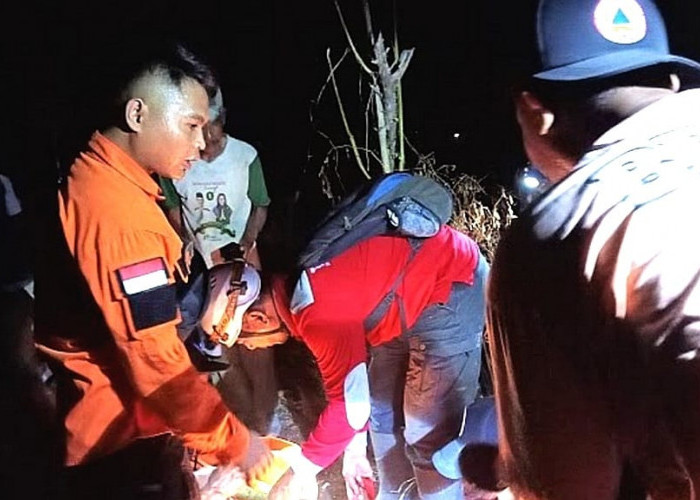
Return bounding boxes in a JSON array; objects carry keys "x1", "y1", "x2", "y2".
[
  {"x1": 202, "y1": 119, "x2": 226, "y2": 162},
  {"x1": 514, "y1": 91, "x2": 574, "y2": 183},
  {"x1": 138, "y1": 77, "x2": 208, "y2": 179},
  {"x1": 239, "y1": 291, "x2": 289, "y2": 350},
  {"x1": 236, "y1": 330, "x2": 289, "y2": 350}
]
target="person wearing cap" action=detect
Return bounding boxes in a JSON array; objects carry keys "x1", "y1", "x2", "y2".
[
  {"x1": 488, "y1": 0, "x2": 700, "y2": 498},
  {"x1": 431, "y1": 397, "x2": 500, "y2": 498},
  {"x1": 234, "y1": 224, "x2": 489, "y2": 499},
  {"x1": 34, "y1": 42, "x2": 273, "y2": 499}
]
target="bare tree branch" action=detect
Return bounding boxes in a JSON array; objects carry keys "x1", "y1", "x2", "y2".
[
  {"x1": 362, "y1": 0, "x2": 376, "y2": 45},
  {"x1": 315, "y1": 48, "x2": 350, "y2": 104},
  {"x1": 326, "y1": 48, "x2": 371, "y2": 179},
  {"x1": 334, "y1": 0, "x2": 373, "y2": 76}
]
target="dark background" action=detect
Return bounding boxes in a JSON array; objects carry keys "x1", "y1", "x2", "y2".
[{"x1": 4, "y1": 0, "x2": 700, "y2": 245}]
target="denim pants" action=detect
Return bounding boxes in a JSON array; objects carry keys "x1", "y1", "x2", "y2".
[{"x1": 368, "y1": 256, "x2": 488, "y2": 499}]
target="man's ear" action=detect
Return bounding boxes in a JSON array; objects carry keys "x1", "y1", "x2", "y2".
[
  {"x1": 517, "y1": 91, "x2": 555, "y2": 136},
  {"x1": 124, "y1": 98, "x2": 147, "y2": 132},
  {"x1": 243, "y1": 310, "x2": 272, "y2": 330}
]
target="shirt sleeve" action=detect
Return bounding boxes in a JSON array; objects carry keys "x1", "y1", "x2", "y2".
[
  {"x1": 86, "y1": 228, "x2": 250, "y2": 465},
  {"x1": 246, "y1": 156, "x2": 271, "y2": 207},
  {"x1": 159, "y1": 176, "x2": 182, "y2": 211},
  {"x1": 298, "y1": 317, "x2": 371, "y2": 469},
  {"x1": 1, "y1": 174, "x2": 22, "y2": 216}
]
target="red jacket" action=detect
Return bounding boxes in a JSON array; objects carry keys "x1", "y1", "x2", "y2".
[{"x1": 274, "y1": 225, "x2": 480, "y2": 468}]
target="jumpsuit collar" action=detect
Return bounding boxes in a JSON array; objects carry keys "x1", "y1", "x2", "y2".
[{"x1": 86, "y1": 131, "x2": 164, "y2": 201}]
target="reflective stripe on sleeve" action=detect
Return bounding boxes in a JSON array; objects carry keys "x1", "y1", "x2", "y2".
[{"x1": 344, "y1": 362, "x2": 371, "y2": 430}]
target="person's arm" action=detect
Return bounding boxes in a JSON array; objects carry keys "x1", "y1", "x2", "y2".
[
  {"x1": 1, "y1": 174, "x2": 22, "y2": 217},
  {"x1": 293, "y1": 318, "x2": 371, "y2": 471},
  {"x1": 165, "y1": 206, "x2": 187, "y2": 240},
  {"x1": 239, "y1": 205, "x2": 267, "y2": 253},
  {"x1": 240, "y1": 156, "x2": 270, "y2": 255},
  {"x1": 0, "y1": 175, "x2": 32, "y2": 286},
  {"x1": 80, "y1": 228, "x2": 266, "y2": 468},
  {"x1": 158, "y1": 177, "x2": 188, "y2": 241},
  {"x1": 269, "y1": 318, "x2": 371, "y2": 499}
]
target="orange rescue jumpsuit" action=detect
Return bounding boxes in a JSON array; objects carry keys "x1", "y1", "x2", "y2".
[{"x1": 35, "y1": 132, "x2": 250, "y2": 467}]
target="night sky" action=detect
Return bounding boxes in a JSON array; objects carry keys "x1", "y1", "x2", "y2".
[{"x1": 6, "y1": 0, "x2": 700, "y2": 239}]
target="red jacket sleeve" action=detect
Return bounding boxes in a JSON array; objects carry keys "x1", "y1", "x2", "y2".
[{"x1": 298, "y1": 316, "x2": 371, "y2": 468}]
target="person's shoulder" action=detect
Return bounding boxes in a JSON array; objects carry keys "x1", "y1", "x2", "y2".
[
  {"x1": 438, "y1": 224, "x2": 478, "y2": 247},
  {"x1": 225, "y1": 136, "x2": 258, "y2": 159},
  {"x1": 65, "y1": 170, "x2": 168, "y2": 235},
  {"x1": 625, "y1": 174, "x2": 700, "y2": 241},
  {"x1": 65, "y1": 158, "x2": 126, "y2": 209}
]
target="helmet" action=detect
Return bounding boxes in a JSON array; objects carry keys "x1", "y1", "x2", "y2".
[{"x1": 199, "y1": 262, "x2": 261, "y2": 347}]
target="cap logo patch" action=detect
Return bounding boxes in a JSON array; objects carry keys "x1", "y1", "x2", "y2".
[{"x1": 594, "y1": 0, "x2": 647, "y2": 45}]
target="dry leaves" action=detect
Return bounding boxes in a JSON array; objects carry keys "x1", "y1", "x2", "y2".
[{"x1": 416, "y1": 157, "x2": 516, "y2": 263}]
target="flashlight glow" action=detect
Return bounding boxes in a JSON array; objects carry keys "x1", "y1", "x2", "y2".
[{"x1": 521, "y1": 175, "x2": 541, "y2": 190}]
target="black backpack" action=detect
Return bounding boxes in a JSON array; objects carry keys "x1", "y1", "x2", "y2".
[{"x1": 298, "y1": 172, "x2": 453, "y2": 269}]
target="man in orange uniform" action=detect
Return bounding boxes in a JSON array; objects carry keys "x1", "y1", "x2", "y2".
[{"x1": 35, "y1": 42, "x2": 271, "y2": 499}]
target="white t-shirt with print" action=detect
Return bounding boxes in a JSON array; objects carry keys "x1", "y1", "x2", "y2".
[{"x1": 174, "y1": 136, "x2": 256, "y2": 269}]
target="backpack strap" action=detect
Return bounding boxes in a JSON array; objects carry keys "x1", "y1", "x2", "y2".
[{"x1": 363, "y1": 238, "x2": 423, "y2": 334}]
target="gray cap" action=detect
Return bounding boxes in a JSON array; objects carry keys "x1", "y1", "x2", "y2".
[{"x1": 432, "y1": 396, "x2": 498, "y2": 480}]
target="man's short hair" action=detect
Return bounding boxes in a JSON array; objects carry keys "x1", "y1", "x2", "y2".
[
  {"x1": 520, "y1": 64, "x2": 679, "y2": 109},
  {"x1": 120, "y1": 41, "x2": 216, "y2": 98},
  {"x1": 98, "y1": 39, "x2": 218, "y2": 128}
]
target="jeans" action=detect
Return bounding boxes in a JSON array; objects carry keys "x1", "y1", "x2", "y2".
[{"x1": 368, "y1": 256, "x2": 488, "y2": 499}]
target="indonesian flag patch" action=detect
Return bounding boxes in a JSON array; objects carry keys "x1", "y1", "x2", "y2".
[{"x1": 117, "y1": 258, "x2": 169, "y2": 295}]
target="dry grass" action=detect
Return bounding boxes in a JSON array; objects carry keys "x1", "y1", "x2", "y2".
[{"x1": 416, "y1": 155, "x2": 516, "y2": 263}]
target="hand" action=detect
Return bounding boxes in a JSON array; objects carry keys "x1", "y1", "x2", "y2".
[
  {"x1": 176, "y1": 241, "x2": 194, "y2": 281},
  {"x1": 238, "y1": 432, "x2": 274, "y2": 486},
  {"x1": 210, "y1": 248, "x2": 225, "y2": 266},
  {"x1": 238, "y1": 237, "x2": 255, "y2": 257},
  {"x1": 342, "y1": 451, "x2": 375, "y2": 500},
  {"x1": 200, "y1": 463, "x2": 247, "y2": 500},
  {"x1": 268, "y1": 468, "x2": 319, "y2": 500},
  {"x1": 183, "y1": 241, "x2": 194, "y2": 271}
]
